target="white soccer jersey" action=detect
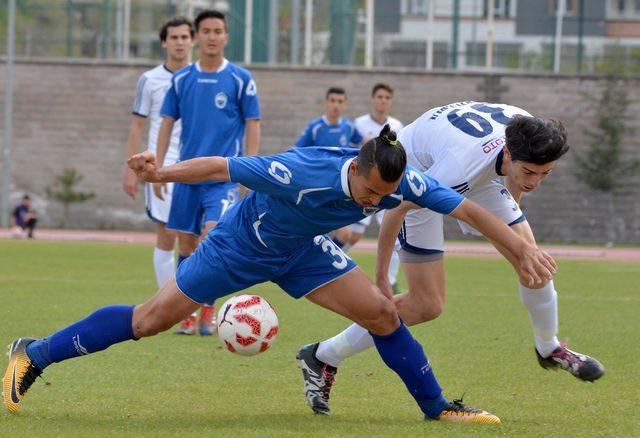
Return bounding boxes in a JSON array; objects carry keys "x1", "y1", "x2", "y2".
[
  {"x1": 398, "y1": 101, "x2": 531, "y2": 193},
  {"x1": 354, "y1": 113, "x2": 404, "y2": 143},
  {"x1": 132, "y1": 64, "x2": 181, "y2": 163}
]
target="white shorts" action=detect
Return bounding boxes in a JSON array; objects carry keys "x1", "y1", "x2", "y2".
[
  {"x1": 145, "y1": 181, "x2": 174, "y2": 225},
  {"x1": 400, "y1": 179, "x2": 525, "y2": 254},
  {"x1": 350, "y1": 211, "x2": 384, "y2": 234}
]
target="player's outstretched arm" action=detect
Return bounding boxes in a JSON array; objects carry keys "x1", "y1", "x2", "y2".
[
  {"x1": 128, "y1": 151, "x2": 231, "y2": 184},
  {"x1": 376, "y1": 202, "x2": 414, "y2": 297},
  {"x1": 449, "y1": 199, "x2": 557, "y2": 287}
]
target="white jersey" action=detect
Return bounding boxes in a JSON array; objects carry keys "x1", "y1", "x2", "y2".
[
  {"x1": 354, "y1": 113, "x2": 404, "y2": 143},
  {"x1": 132, "y1": 64, "x2": 181, "y2": 163},
  {"x1": 399, "y1": 101, "x2": 531, "y2": 193}
]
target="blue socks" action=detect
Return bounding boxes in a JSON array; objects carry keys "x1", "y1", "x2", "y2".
[
  {"x1": 26, "y1": 305, "x2": 136, "y2": 370},
  {"x1": 370, "y1": 322, "x2": 450, "y2": 418}
]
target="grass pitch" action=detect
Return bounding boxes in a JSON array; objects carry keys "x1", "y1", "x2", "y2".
[{"x1": 0, "y1": 240, "x2": 638, "y2": 436}]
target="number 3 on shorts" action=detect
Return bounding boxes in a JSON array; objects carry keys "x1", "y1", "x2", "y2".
[{"x1": 314, "y1": 236, "x2": 350, "y2": 270}]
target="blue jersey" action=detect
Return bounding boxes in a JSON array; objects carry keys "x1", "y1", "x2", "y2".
[
  {"x1": 224, "y1": 147, "x2": 464, "y2": 252},
  {"x1": 295, "y1": 116, "x2": 363, "y2": 148},
  {"x1": 161, "y1": 59, "x2": 260, "y2": 164}
]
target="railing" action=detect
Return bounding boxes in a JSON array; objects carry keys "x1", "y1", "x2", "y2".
[{"x1": 0, "y1": 0, "x2": 638, "y2": 74}]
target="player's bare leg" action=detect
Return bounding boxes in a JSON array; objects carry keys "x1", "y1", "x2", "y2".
[
  {"x1": 332, "y1": 226, "x2": 352, "y2": 251},
  {"x1": 3, "y1": 278, "x2": 199, "y2": 413},
  {"x1": 153, "y1": 223, "x2": 177, "y2": 288},
  {"x1": 196, "y1": 220, "x2": 219, "y2": 336},
  {"x1": 174, "y1": 232, "x2": 200, "y2": 335},
  {"x1": 298, "y1": 267, "x2": 499, "y2": 423},
  {"x1": 315, "y1": 257, "x2": 445, "y2": 374}
]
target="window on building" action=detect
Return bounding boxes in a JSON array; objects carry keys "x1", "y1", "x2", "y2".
[
  {"x1": 618, "y1": 0, "x2": 626, "y2": 13},
  {"x1": 403, "y1": 0, "x2": 428, "y2": 16},
  {"x1": 548, "y1": 0, "x2": 578, "y2": 16},
  {"x1": 483, "y1": 0, "x2": 512, "y2": 18}
]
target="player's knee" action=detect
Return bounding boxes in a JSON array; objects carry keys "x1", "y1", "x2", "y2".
[
  {"x1": 132, "y1": 304, "x2": 174, "y2": 338},
  {"x1": 416, "y1": 300, "x2": 444, "y2": 322},
  {"x1": 178, "y1": 240, "x2": 196, "y2": 257},
  {"x1": 403, "y1": 290, "x2": 445, "y2": 323},
  {"x1": 156, "y1": 227, "x2": 176, "y2": 250},
  {"x1": 360, "y1": 296, "x2": 399, "y2": 334},
  {"x1": 347, "y1": 232, "x2": 363, "y2": 246}
]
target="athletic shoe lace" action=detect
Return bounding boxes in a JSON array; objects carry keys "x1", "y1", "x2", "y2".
[
  {"x1": 321, "y1": 366, "x2": 337, "y2": 402},
  {"x1": 448, "y1": 394, "x2": 482, "y2": 414},
  {"x1": 19, "y1": 363, "x2": 42, "y2": 395}
]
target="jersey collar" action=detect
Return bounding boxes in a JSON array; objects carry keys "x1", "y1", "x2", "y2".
[
  {"x1": 340, "y1": 157, "x2": 355, "y2": 198},
  {"x1": 322, "y1": 115, "x2": 343, "y2": 127},
  {"x1": 369, "y1": 113, "x2": 388, "y2": 126},
  {"x1": 195, "y1": 58, "x2": 229, "y2": 73},
  {"x1": 495, "y1": 150, "x2": 506, "y2": 176}
]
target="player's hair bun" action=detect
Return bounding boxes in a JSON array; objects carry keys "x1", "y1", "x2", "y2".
[{"x1": 379, "y1": 124, "x2": 398, "y2": 146}]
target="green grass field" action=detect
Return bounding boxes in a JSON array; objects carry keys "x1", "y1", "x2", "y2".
[{"x1": 0, "y1": 240, "x2": 638, "y2": 436}]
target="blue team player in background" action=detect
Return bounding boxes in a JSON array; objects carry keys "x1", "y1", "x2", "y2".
[
  {"x1": 5, "y1": 127, "x2": 557, "y2": 424},
  {"x1": 154, "y1": 9, "x2": 261, "y2": 335},
  {"x1": 295, "y1": 87, "x2": 362, "y2": 148}
]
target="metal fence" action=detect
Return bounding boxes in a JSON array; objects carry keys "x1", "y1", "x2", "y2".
[{"x1": 1, "y1": 0, "x2": 639, "y2": 73}]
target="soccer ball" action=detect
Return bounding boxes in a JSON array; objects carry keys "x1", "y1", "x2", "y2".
[{"x1": 217, "y1": 294, "x2": 279, "y2": 356}]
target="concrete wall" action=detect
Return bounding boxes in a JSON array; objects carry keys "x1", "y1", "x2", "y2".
[{"x1": 1, "y1": 59, "x2": 639, "y2": 243}]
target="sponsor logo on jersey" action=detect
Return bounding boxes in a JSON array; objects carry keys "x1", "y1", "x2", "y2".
[
  {"x1": 482, "y1": 136, "x2": 505, "y2": 154},
  {"x1": 340, "y1": 134, "x2": 347, "y2": 146},
  {"x1": 268, "y1": 161, "x2": 292, "y2": 184},
  {"x1": 215, "y1": 92, "x2": 228, "y2": 109}
]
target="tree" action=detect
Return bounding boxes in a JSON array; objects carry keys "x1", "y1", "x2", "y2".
[
  {"x1": 46, "y1": 168, "x2": 95, "y2": 227},
  {"x1": 574, "y1": 75, "x2": 640, "y2": 245}
]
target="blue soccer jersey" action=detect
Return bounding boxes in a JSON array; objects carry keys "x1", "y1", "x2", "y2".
[
  {"x1": 295, "y1": 116, "x2": 363, "y2": 148},
  {"x1": 161, "y1": 59, "x2": 260, "y2": 162},
  {"x1": 224, "y1": 147, "x2": 463, "y2": 252},
  {"x1": 176, "y1": 146, "x2": 464, "y2": 302}
]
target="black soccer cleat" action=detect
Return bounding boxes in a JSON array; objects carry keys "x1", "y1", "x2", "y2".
[
  {"x1": 296, "y1": 343, "x2": 337, "y2": 415},
  {"x1": 536, "y1": 345, "x2": 605, "y2": 382}
]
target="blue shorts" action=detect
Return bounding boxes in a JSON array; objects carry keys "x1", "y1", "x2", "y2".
[
  {"x1": 167, "y1": 182, "x2": 238, "y2": 236},
  {"x1": 175, "y1": 226, "x2": 357, "y2": 305}
]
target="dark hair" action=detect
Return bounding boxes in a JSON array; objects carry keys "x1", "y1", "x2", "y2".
[
  {"x1": 326, "y1": 87, "x2": 346, "y2": 99},
  {"x1": 22, "y1": 194, "x2": 30, "y2": 200},
  {"x1": 357, "y1": 124, "x2": 406, "y2": 182},
  {"x1": 159, "y1": 16, "x2": 194, "y2": 42},
  {"x1": 505, "y1": 116, "x2": 569, "y2": 164},
  {"x1": 195, "y1": 10, "x2": 227, "y2": 32},
  {"x1": 371, "y1": 83, "x2": 393, "y2": 96}
]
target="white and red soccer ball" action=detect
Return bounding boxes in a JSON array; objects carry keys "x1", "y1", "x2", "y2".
[{"x1": 216, "y1": 294, "x2": 279, "y2": 356}]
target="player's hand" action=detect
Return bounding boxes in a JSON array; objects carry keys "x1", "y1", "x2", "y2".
[
  {"x1": 517, "y1": 245, "x2": 557, "y2": 288},
  {"x1": 127, "y1": 151, "x2": 160, "y2": 184},
  {"x1": 376, "y1": 275, "x2": 395, "y2": 300},
  {"x1": 153, "y1": 182, "x2": 168, "y2": 201},
  {"x1": 122, "y1": 167, "x2": 138, "y2": 199}
]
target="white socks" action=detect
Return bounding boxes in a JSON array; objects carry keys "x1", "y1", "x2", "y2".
[
  {"x1": 519, "y1": 280, "x2": 561, "y2": 357},
  {"x1": 316, "y1": 323, "x2": 374, "y2": 368},
  {"x1": 153, "y1": 247, "x2": 175, "y2": 288},
  {"x1": 388, "y1": 249, "x2": 400, "y2": 286}
]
